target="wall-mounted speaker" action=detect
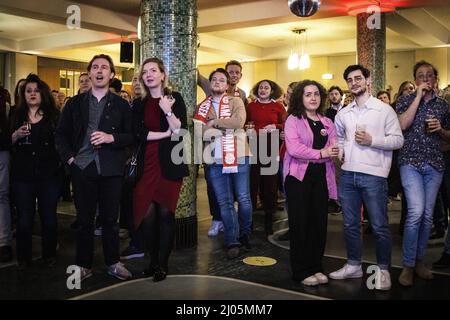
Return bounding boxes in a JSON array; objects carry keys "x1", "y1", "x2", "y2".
[{"x1": 120, "y1": 42, "x2": 133, "y2": 63}]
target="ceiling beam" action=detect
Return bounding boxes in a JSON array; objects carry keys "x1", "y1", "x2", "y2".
[
  {"x1": 199, "y1": 34, "x2": 263, "y2": 60},
  {"x1": 0, "y1": 0, "x2": 137, "y2": 35},
  {"x1": 18, "y1": 30, "x2": 122, "y2": 52},
  {"x1": 198, "y1": 0, "x2": 343, "y2": 33},
  {"x1": 0, "y1": 37, "x2": 19, "y2": 51},
  {"x1": 388, "y1": 8, "x2": 449, "y2": 46}
]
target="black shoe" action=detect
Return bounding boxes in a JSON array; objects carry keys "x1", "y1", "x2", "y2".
[
  {"x1": 432, "y1": 253, "x2": 450, "y2": 269},
  {"x1": 0, "y1": 246, "x2": 12, "y2": 263},
  {"x1": 239, "y1": 234, "x2": 252, "y2": 252},
  {"x1": 43, "y1": 257, "x2": 56, "y2": 268},
  {"x1": 153, "y1": 268, "x2": 167, "y2": 282},
  {"x1": 226, "y1": 246, "x2": 240, "y2": 260},
  {"x1": 429, "y1": 228, "x2": 445, "y2": 240},
  {"x1": 278, "y1": 230, "x2": 290, "y2": 241},
  {"x1": 142, "y1": 265, "x2": 158, "y2": 278}
]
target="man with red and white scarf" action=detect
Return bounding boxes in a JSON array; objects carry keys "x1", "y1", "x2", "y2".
[{"x1": 194, "y1": 68, "x2": 252, "y2": 259}]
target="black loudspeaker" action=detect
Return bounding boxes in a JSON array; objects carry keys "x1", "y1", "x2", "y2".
[{"x1": 120, "y1": 42, "x2": 133, "y2": 63}]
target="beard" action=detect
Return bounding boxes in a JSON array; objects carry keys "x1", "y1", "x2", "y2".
[
  {"x1": 211, "y1": 88, "x2": 226, "y2": 95},
  {"x1": 331, "y1": 99, "x2": 341, "y2": 105},
  {"x1": 352, "y1": 85, "x2": 367, "y2": 97}
]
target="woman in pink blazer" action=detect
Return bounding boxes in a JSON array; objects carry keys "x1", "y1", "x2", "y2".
[{"x1": 283, "y1": 80, "x2": 338, "y2": 286}]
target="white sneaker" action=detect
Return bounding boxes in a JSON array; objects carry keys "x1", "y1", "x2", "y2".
[
  {"x1": 301, "y1": 275, "x2": 319, "y2": 286},
  {"x1": 218, "y1": 221, "x2": 224, "y2": 232},
  {"x1": 107, "y1": 262, "x2": 132, "y2": 280},
  {"x1": 208, "y1": 220, "x2": 221, "y2": 237},
  {"x1": 375, "y1": 269, "x2": 391, "y2": 290},
  {"x1": 329, "y1": 264, "x2": 363, "y2": 280},
  {"x1": 314, "y1": 272, "x2": 328, "y2": 284}
]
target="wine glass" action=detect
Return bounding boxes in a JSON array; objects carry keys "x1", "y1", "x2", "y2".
[{"x1": 22, "y1": 121, "x2": 32, "y2": 145}]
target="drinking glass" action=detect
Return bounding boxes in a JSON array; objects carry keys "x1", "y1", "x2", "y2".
[{"x1": 22, "y1": 121, "x2": 32, "y2": 145}]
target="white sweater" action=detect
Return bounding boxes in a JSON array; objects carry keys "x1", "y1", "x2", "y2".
[{"x1": 335, "y1": 96, "x2": 404, "y2": 178}]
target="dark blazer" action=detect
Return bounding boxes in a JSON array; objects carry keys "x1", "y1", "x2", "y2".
[
  {"x1": 132, "y1": 91, "x2": 189, "y2": 181},
  {"x1": 10, "y1": 108, "x2": 62, "y2": 181},
  {"x1": 55, "y1": 91, "x2": 133, "y2": 177}
]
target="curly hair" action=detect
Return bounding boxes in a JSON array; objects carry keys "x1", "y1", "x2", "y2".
[
  {"x1": 251, "y1": 79, "x2": 283, "y2": 100},
  {"x1": 288, "y1": 80, "x2": 327, "y2": 118}
]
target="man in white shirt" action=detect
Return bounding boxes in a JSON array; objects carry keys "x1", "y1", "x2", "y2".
[{"x1": 330, "y1": 65, "x2": 404, "y2": 290}]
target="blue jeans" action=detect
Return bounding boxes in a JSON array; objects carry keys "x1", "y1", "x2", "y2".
[
  {"x1": 339, "y1": 170, "x2": 391, "y2": 269},
  {"x1": 209, "y1": 157, "x2": 252, "y2": 247},
  {"x1": 204, "y1": 164, "x2": 221, "y2": 221},
  {"x1": 400, "y1": 164, "x2": 443, "y2": 267}
]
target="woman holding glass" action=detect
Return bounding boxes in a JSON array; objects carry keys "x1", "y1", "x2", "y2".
[
  {"x1": 132, "y1": 57, "x2": 189, "y2": 282},
  {"x1": 10, "y1": 74, "x2": 62, "y2": 269},
  {"x1": 284, "y1": 80, "x2": 338, "y2": 286}
]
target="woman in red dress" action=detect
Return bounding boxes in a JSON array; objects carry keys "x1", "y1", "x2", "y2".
[{"x1": 132, "y1": 57, "x2": 189, "y2": 282}]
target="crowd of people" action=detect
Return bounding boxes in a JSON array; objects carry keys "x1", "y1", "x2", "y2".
[{"x1": 0, "y1": 54, "x2": 450, "y2": 291}]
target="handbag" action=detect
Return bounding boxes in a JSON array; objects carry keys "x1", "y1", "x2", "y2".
[{"x1": 124, "y1": 142, "x2": 143, "y2": 186}]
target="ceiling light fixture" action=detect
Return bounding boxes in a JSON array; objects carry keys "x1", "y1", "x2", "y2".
[{"x1": 288, "y1": 28, "x2": 310, "y2": 71}]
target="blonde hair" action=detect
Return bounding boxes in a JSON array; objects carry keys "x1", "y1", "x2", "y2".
[{"x1": 139, "y1": 57, "x2": 168, "y2": 99}]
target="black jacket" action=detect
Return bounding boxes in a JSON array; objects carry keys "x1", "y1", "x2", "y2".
[
  {"x1": 55, "y1": 91, "x2": 133, "y2": 176},
  {"x1": 132, "y1": 91, "x2": 189, "y2": 181},
  {"x1": 10, "y1": 108, "x2": 62, "y2": 181}
]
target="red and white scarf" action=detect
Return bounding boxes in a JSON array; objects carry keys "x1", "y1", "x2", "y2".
[{"x1": 194, "y1": 94, "x2": 238, "y2": 173}]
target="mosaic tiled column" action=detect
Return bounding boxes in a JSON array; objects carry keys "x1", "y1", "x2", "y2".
[
  {"x1": 140, "y1": 0, "x2": 198, "y2": 248},
  {"x1": 357, "y1": 12, "x2": 386, "y2": 96}
]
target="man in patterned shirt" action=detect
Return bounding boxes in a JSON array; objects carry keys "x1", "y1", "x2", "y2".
[{"x1": 396, "y1": 60, "x2": 450, "y2": 286}]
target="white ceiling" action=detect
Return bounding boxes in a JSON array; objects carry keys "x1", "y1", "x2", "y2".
[{"x1": 0, "y1": 0, "x2": 449, "y2": 66}]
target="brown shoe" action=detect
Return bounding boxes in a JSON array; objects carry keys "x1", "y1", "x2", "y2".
[
  {"x1": 415, "y1": 260, "x2": 434, "y2": 280},
  {"x1": 398, "y1": 267, "x2": 414, "y2": 286}
]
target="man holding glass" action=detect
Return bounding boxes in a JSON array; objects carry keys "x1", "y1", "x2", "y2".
[
  {"x1": 396, "y1": 61, "x2": 450, "y2": 286},
  {"x1": 330, "y1": 65, "x2": 404, "y2": 290},
  {"x1": 55, "y1": 54, "x2": 133, "y2": 281}
]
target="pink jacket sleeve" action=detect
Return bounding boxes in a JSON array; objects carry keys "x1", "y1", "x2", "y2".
[{"x1": 284, "y1": 115, "x2": 321, "y2": 160}]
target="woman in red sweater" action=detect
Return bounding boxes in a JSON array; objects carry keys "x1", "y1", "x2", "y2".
[{"x1": 246, "y1": 80, "x2": 286, "y2": 235}]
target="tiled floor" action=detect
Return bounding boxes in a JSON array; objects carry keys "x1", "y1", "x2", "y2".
[{"x1": 1, "y1": 168, "x2": 449, "y2": 300}]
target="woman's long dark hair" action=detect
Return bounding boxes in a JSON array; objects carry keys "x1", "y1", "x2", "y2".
[
  {"x1": 288, "y1": 80, "x2": 327, "y2": 118},
  {"x1": 12, "y1": 74, "x2": 59, "y2": 129}
]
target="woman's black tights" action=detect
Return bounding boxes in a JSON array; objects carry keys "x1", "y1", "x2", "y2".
[{"x1": 140, "y1": 202, "x2": 175, "y2": 273}]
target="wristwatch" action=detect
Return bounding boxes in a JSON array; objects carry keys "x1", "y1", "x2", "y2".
[{"x1": 165, "y1": 111, "x2": 173, "y2": 118}]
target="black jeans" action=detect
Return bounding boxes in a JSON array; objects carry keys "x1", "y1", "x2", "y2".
[
  {"x1": 71, "y1": 162, "x2": 122, "y2": 268},
  {"x1": 13, "y1": 175, "x2": 62, "y2": 262},
  {"x1": 285, "y1": 164, "x2": 328, "y2": 281}
]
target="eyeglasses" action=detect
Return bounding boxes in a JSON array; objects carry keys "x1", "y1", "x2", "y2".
[
  {"x1": 346, "y1": 76, "x2": 364, "y2": 85},
  {"x1": 416, "y1": 74, "x2": 436, "y2": 81}
]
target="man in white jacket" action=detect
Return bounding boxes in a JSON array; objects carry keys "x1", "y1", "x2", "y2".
[{"x1": 329, "y1": 65, "x2": 404, "y2": 291}]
